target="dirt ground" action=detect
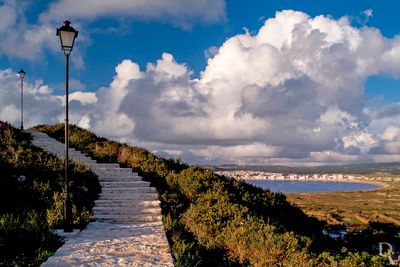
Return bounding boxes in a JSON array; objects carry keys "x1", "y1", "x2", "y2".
[{"x1": 287, "y1": 180, "x2": 400, "y2": 226}]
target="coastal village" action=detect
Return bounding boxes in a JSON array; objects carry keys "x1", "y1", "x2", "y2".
[{"x1": 217, "y1": 170, "x2": 400, "y2": 182}]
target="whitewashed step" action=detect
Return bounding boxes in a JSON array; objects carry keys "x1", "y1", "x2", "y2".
[
  {"x1": 49, "y1": 148, "x2": 77, "y2": 153},
  {"x1": 33, "y1": 144, "x2": 60, "y2": 148},
  {"x1": 55, "y1": 153, "x2": 90, "y2": 159},
  {"x1": 101, "y1": 187, "x2": 156, "y2": 194},
  {"x1": 94, "y1": 199, "x2": 160, "y2": 207},
  {"x1": 44, "y1": 148, "x2": 93, "y2": 163},
  {"x1": 95, "y1": 171, "x2": 138, "y2": 176},
  {"x1": 92, "y1": 213, "x2": 162, "y2": 223},
  {"x1": 97, "y1": 177, "x2": 143, "y2": 183},
  {"x1": 75, "y1": 159, "x2": 97, "y2": 164},
  {"x1": 89, "y1": 163, "x2": 120, "y2": 168},
  {"x1": 100, "y1": 181, "x2": 150, "y2": 188},
  {"x1": 93, "y1": 206, "x2": 161, "y2": 215},
  {"x1": 98, "y1": 179, "x2": 144, "y2": 184},
  {"x1": 99, "y1": 192, "x2": 159, "y2": 201},
  {"x1": 52, "y1": 151, "x2": 87, "y2": 157},
  {"x1": 96, "y1": 173, "x2": 141, "y2": 178},
  {"x1": 93, "y1": 168, "x2": 133, "y2": 174}
]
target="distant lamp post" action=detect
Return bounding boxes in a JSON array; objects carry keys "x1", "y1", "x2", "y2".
[
  {"x1": 18, "y1": 69, "x2": 26, "y2": 130},
  {"x1": 57, "y1": 20, "x2": 78, "y2": 233}
]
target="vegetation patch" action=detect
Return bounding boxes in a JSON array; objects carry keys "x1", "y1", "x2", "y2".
[
  {"x1": 287, "y1": 182, "x2": 400, "y2": 227},
  {"x1": 0, "y1": 122, "x2": 100, "y2": 266},
  {"x1": 35, "y1": 124, "x2": 393, "y2": 266}
]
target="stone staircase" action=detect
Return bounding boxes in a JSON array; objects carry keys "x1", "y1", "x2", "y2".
[{"x1": 29, "y1": 130, "x2": 174, "y2": 266}]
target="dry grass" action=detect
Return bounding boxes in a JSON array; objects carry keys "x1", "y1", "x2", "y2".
[{"x1": 286, "y1": 181, "x2": 400, "y2": 226}]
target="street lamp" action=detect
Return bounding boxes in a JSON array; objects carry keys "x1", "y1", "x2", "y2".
[
  {"x1": 18, "y1": 69, "x2": 25, "y2": 130},
  {"x1": 57, "y1": 20, "x2": 78, "y2": 232}
]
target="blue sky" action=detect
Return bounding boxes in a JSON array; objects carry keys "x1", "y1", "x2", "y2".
[
  {"x1": 3, "y1": 0, "x2": 400, "y2": 95},
  {"x1": 2, "y1": 0, "x2": 400, "y2": 165}
]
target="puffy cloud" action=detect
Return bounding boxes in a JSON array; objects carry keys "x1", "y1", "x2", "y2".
[
  {"x1": 68, "y1": 92, "x2": 97, "y2": 105},
  {"x1": 1, "y1": 0, "x2": 226, "y2": 62},
  {"x1": 0, "y1": 69, "x2": 62, "y2": 127},
  {"x1": 0, "y1": 1, "x2": 57, "y2": 60},
  {"x1": 74, "y1": 60, "x2": 139, "y2": 138},
  {"x1": 4, "y1": 10, "x2": 400, "y2": 165},
  {"x1": 40, "y1": 0, "x2": 226, "y2": 28},
  {"x1": 112, "y1": 10, "x2": 400, "y2": 164},
  {"x1": 369, "y1": 125, "x2": 400, "y2": 155},
  {"x1": 342, "y1": 132, "x2": 376, "y2": 153},
  {"x1": 381, "y1": 125, "x2": 400, "y2": 141},
  {"x1": 0, "y1": 69, "x2": 95, "y2": 130}
]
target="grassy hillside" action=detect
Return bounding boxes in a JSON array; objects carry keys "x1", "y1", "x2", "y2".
[
  {"x1": 34, "y1": 124, "x2": 390, "y2": 266},
  {"x1": 288, "y1": 182, "x2": 400, "y2": 226},
  {"x1": 0, "y1": 122, "x2": 101, "y2": 266}
]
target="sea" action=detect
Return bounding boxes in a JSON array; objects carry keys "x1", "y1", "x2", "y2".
[{"x1": 245, "y1": 180, "x2": 381, "y2": 193}]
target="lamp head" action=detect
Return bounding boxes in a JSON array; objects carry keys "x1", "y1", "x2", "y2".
[
  {"x1": 56, "y1": 20, "x2": 78, "y2": 54},
  {"x1": 18, "y1": 69, "x2": 25, "y2": 80}
]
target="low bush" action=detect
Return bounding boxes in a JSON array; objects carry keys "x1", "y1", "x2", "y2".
[
  {"x1": 35, "y1": 124, "x2": 391, "y2": 266},
  {"x1": 0, "y1": 122, "x2": 100, "y2": 266}
]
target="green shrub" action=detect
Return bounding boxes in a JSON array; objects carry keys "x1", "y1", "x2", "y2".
[
  {"x1": 0, "y1": 121, "x2": 100, "y2": 266},
  {"x1": 0, "y1": 212, "x2": 61, "y2": 266},
  {"x1": 34, "y1": 123, "x2": 396, "y2": 266}
]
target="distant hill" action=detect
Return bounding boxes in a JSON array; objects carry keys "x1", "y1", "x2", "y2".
[{"x1": 206, "y1": 162, "x2": 400, "y2": 174}]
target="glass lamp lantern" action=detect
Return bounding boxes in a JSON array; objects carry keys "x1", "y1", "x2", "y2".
[{"x1": 56, "y1": 20, "x2": 78, "y2": 54}]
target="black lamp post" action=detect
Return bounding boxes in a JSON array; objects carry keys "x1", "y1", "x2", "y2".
[
  {"x1": 57, "y1": 20, "x2": 78, "y2": 232},
  {"x1": 18, "y1": 69, "x2": 25, "y2": 130}
]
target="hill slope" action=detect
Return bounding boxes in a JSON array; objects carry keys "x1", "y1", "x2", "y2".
[
  {"x1": 0, "y1": 122, "x2": 100, "y2": 266},
  {"x1": 34, "y1": 124, "x2": 389, "y2": 266}
]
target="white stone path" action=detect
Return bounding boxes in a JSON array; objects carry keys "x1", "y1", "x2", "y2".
[{"x1": 29, "y1": 130, "x2": 174, "y2": 267}]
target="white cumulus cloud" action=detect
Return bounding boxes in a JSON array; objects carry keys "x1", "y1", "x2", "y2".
[
  {"x1": 3, "y1": 10, "x2": 400, "y2": 165},
  {"x1": 0, "y1": 69, "x2": 62, "y2": 127},
  {"x1": 0, "y1": 1, "x2": 58, "y2": 60}
]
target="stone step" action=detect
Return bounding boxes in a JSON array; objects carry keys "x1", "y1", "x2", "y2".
[
  {"x1": 97, "y1": 177, "x2": 143, "y2": 183},
  {"x1": 92, "y1": 213, "x2": 162, "y2": 223},
  {"x1": 41, "y1": 150, "x2": 89, "y2": 158},
  {"x1": 94, "y1": 174, "x2": 142, "y2": 179},
  {"x1": 89, "y1": 163, "x2": 121, "y2": 168},
  {"x1": 29, "y1": 131, "x2": 174, "y2": 266},
  {"x1": 47, "y1": 151, "x2": 86, "y2": 157},
  {"x1": 93, "y1": 206, "x2": 161, "y2": 215},
  {"x1": 98, "y1": 179, "x2": 144, "y2": 184},
  {"x1": 75, "y1": 159, "x2": 98, "y2": 165},
  {"x1": 57, "y1": 156, "x2": 95, "y2": 164},
  {"x1": 101, "y1": 187, "x2": 156, "y2": 194},
  {"x1": 100, "y1": 181, "x2": 150, "y2": 188},
  {"x1": 33, "y1": 143, "x2": 62, "y2": 148},
  {"x1": 99, "y1": 192, "x2": 159, "y2": 201},
  {"x1": 95, "y1": 172, "x2": 139, "y2": 177},
  {"x1": 97, "y1": 175, "x2": 143, "y2": 182},
  {"x1": 37, "y1": 149, "x2": 94, "y2": 162},
  {"x1": 39, "y1": 146, "x2": 78, "y2": 152},
  {"x1": 94, "y1": 199, "x2": 160, "y2": 207},
  {"x1": 31, "y1": 139, "x2": 59, "y2": 142},
  {"x1": 92, "y1": 168, "x2": 132, "y2": 174},
  {"x1": 56, "y1": 153, "x2": 91, "y2": 160}
]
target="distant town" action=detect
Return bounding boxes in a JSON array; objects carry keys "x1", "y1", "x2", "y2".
[{"x1": 217, "y1": 170, "x2": 400, "y2": 182}]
